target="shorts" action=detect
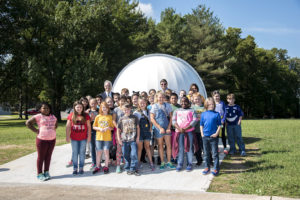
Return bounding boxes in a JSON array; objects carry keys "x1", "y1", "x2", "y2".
[
  {"x1": 139, "y1": 131, "x2": 151, "y2": 141},
  {"x1": 96, "y1": 141, "x2": 111, "y2": 151},
  {"x1": 153, "y1": 128, "x2": 171, "y2": 139}
]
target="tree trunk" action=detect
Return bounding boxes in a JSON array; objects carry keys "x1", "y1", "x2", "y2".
[{"x1": 18, "y1": 90, "x2": 23, "y2": 119}]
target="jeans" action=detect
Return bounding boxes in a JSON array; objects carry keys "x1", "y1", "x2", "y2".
[
  {"x1": 178, "y1": 132, "x2": 193, "y2": 166},
  {"x1": 90, "y1": 130, "x2": 96, "y2": 165},
  {"x1": 202, "y1": 136, "x2": 219, "y2": 171},
  {"x1": 226, "y1": 125, "x2": 245, "y2": 153},
  {"x1": 122, "y1": 141, "x2": 138, "y2": 171},
  {"x1": 71, "y1": 139, "x2": 87, "y2": 170}
]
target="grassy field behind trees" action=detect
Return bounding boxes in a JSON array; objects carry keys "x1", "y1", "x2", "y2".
[
  {"x1": 1, "y1": 0, "x2": 299, "y2": 120},
  {"x1": 0, "y1": 117, "x2": 299, "y2": 198}
]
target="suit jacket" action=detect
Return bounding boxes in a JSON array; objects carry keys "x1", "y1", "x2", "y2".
[{"x1": 100, "y1": 91, "x2": 114, "y2": 100}]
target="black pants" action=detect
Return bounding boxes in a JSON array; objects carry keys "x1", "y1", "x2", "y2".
[
  {"x1": 220, "y1": 125, "x2": 226, "y2": 148},
  {"x1": 194, "y1": 132, "x2": 203, "y2": 163}
]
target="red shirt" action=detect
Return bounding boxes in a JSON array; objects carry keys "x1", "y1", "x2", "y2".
[{"x1": 67, "y1": 113, "x2": 90, "y2": 141}]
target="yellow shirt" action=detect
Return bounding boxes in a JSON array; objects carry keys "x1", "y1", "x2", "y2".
[{"x1": 93, "y1": 114, "x2": 114, "y2": 141}]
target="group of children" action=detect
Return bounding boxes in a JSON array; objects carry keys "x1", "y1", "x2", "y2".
[{"x1": 26, "y1": 80, "x2": 246, "y2": 181}]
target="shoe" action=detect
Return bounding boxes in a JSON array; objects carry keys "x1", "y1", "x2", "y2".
[
  {"x1": 186, "y1": 164, "x2": 193, "y2": 172},
  {"x1": 66, "y1": 160, "x2": 73, "y2": 168},
  {"x1": 211, "y1": 169, "x2": 219, "y2": 176},
  {"x1": 134, "y1": 170, "x2": 141, "y2": 176},
  {"x1": 37, "y1": 173, "x2": 46, "y2": 181},
  {"x1": 90, "y1": 163, "x2": 96, "y2": 170},
  {"x1": 85, "y1": 154, "x2": 90, "y2": 159},
  {"x1": 150, "y1": 164, "x2": 155, "y2": 171},
  {"x1": 202, "y1": 168, "x2": 210, "y2": 175},
  {"x1": 176, "y1": 165, "x2": 182, "y2": 172},
  {"x1": 166, "y1": 162, "x2": 176, "y2": 169},
  {"x1": 241, "y1": 151, "x2": 246, "y2": 156},
  {"x1": 159, "y1": 162, "x2": 165, "y2": 170},
  {"x1": 116, "y1": 166, "x2": 121, "y2": 173},
  {"x1": 92, "y1": 167, "x2": 100, "y2": 174},
  {"x1": 223, "y1": 149, "x2": 229, "y2": 155},
  {"x1": 43, "y1": 171, "x2": 51, "y2": 180},
  {"x1": 72, "y1": 170, "x2": 78, "y2": 175},
  {"x1": 141, "y1": 159, "x2": 147, "y2": 163},
  {"x1": 127, "y1": 170, "x2": 134, "y2": 175},
  {"x1": 103, "y1": 167, "x2": 109, "y2": 174},
  {"x1": 196, "y1": 159, "x2": 203, "y2": 166},
  {"x1": 79, "y1": 169, "x2": 84, "y2": 175}
]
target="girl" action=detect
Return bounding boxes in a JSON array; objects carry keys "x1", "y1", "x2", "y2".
[
  {"x1": 79, "y1": 97, "x2": 90, "y2": 113},
  {"x1": 134, "y1": 98, "x2": 155, "y2": 171},
  {"x1": 212, "y1": 90, "x2": 228, "y2": 154},
  {"x1": 191, "y1": 92, "x2": 206, "y2": 165},
  {"x1": 172, "y1": 97, "x2": 197, "y2": 172},
  {"x1": 121, "y1": 88, "x2": 129, "y2": 97},
  {"x1": 105, "y1": 96, "x2": 115, "y2": 114},
  {"x1": 66, "y1": 101, "x2": 91, "y2": 175},
  {"x1": 113, "y1": 96, "x2": 127, "y2": 173},
  {"x1": 200, "y1": 97, "x2": 222, "y2": 176},
  {"x1": 148, "y1": 89, "x2": 156, "y2": 96},
  {"x1": 150, "y1": 91, "x2": 175, "y2": 170},
  {"x1": 89, "y1": 98, "x2": 99, "y2": 170},
  {"x1": 93, "y1": 102, "x2": 114, "y2": 174},
  {"x1": 26, "y1": 102, "x2": 57, "y2": 181},
  {"x1": 131, "y1": 93, "x2": 139, "y2": 112}
]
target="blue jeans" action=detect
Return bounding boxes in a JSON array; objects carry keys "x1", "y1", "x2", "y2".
[
  {"x1": 202, "y1": 136, "x2": 219, "y2": 171},
  {"x1": 90, "y1": 130, "x2": 96, "y2": 165},
  {"x1": 178, "y1": 132, "x2": 193, "y2": 166},
  {"x1": 71, "y1": 139, "x2": 87, "y2": 170},
  {"x1": 122, "y1": 141, "x2": 138, "y2": 171},
  {"x1": 226, "y1": 125, "x2": 245, "y2": 153}
]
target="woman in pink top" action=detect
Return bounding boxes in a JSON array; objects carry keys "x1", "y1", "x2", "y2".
[
  {"x1": 172, "y1": 97, "x2": 197, "y2": 172},
  {"x1": 26, "y1": 102, "x2": 57, "y2": 181}
]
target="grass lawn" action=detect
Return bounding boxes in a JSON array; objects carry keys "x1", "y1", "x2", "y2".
[
  {"x1": 0, "y1": 117, "x2": 299, "y2": 198},
  {"x1": 209, "y1": 119, "x2": 300, "y2": 198}
]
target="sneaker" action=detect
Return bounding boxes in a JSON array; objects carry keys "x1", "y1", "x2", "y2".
[
  {"x1": 66, "y1": 160, "x2": 73, "y2": 168},
  {"x1": 196, "y1": 159, "x2": 203, "y2": 166},
  {"x1": 90, "y1": 163, "x2": 96, "y2": 170},
  {"x1": 79, "y1": 169, "x2": 84, "y2": 175},
  {"x1": 150, "y1": 164, "x2": 155, "y2": 171},
  {"x1": 166, "y1": 162, "x2": 176, "y2": 169},
  {"x1": 37, "y1": 173, "x2": 46, "y2": 181},
  {"x1": 116, "y1": 166, "x2": 121, "y2": 173},
  {"x1": 176, "y1": 165, "x2": 182, "y2": 172},
  {"x1": 43, "y1": 171, "x2": 51, "y2": 180},
  {"x1": 202, "y1": 168, "x2": 210, "y2": 175},
  {"x1": 134, "y1": 170, "x2": 141, "y2": 176},
  {"x1": 85, "y1": 154, "x2": 90, "y2": 159},
  {"x1": 103, "y1": 167, "x2": 109, "y2": 174},
  {"x1": 72, "y1": 170, "x2": 78, "y2": 175},
  {"x1": 127, "y1": 170, "x2": 134, "y2": 175},
  {"x1": 241, "y1": 151, "x2": 246, "y2": 156},
  {"x1": 211, "y1": 169, "x2": 219, "y2": 176},
  {"x1": 159, "y1": 162, "x2": 165, "y2": 170},
  {"x1": 223, "y1": 149, "x2": 229, "y2": 155},
  {"x1": 92, "y1": 167, "x2": 100, "y2": 174},
  {"x1": 186, "y1": 164, "x2": 193, "y2": 172}
]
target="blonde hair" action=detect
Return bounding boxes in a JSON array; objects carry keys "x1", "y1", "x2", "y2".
[
  {"x1": 204, "y1": 97, "x2": 216, "y2": 110},
  {"x1": 193, "y1": 92, "x2": 205, "y2": 103},
  {"x1": 154, "y1": 91, "x2": 165, "y2": 103}
]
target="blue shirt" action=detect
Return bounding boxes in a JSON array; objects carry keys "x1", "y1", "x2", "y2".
[
  {"x1": 225, "y1": 104, "x2": 244, "y2": 125},
  {"x1": 200, "y1": 110, "x2": 221, "y2": 137},
  {"x1": 215, "y1": 101, "x2": 226, "y2": 124}
]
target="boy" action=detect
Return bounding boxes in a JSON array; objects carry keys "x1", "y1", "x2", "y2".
[
  {"x1": 200, "y1": 97, "x2": 221, "y2": 176},
  {"x1": 117, "y1": 104, "x2": 140, "y2": 175},
  {"x1": 225, "y1": 93, "x2": 246, "y2": 156}
]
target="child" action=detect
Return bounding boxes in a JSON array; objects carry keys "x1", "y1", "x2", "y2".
[
  {"x1": 212, "y1": 90, "x2": 228, "y2": 154},
  {"x1": 150, "y1": 91, "x2": 175, "y2": 170},
  {"x1": 148, "y1": 89, "x2": 156, "y2": 96},
  {"x1": 88, "y1": 98, "x2": 99, "y2": 170},
  {"x1": 113, "y1": 93, "x2": 120, "y2": 107},
  {"x1": 121, "y1": 88, "x2": 130, "y2": 97},
  {"x1": 113, "y1": 96, "x2": 127, "y2": 173},
  {"x1": 172, "y1": 97, "x2": 197, "y2": 172},
  {"x1": 131, "y1": 93, "x2": 139, "y2": 111},
  {"x1": 80, "y1": 97, "x2": 91, "y2": 159},
  {"x1": 191, "y1": 92, "x2": 206, "y2": 165},
  {"x1": 200, "y1": 97, "x2": 221, "y2": 176},
  {"x1": 105, "y1": 96, "x2": 115, "y2": 113},
  {"x1": 225, "y1": 93, "x2": 246, "y2": 156},
  {"x1": 92, "y1": 102, "x2": 114, "y2": 174},
  {"x1": 178, "y1": 90, "x2": 186, "y2": 104},
  {"x1": 66, "y1": 101, "x2": 91, "y2": 175},
  {"x1": 134, "y1": 98, "x2": 155, "y2": 171},
  {"x1": 26, "y1": 102, "x2": 57, "y2": 181},
  {"x1": 170, "y1": 93, "x2": 181, "y2": 163},
  {"x1": 96, "y1": 95, "x2": 103, "y2": 109},
  {"x1": 117, "y1": 104, "x2": 140, "y2": 176}
]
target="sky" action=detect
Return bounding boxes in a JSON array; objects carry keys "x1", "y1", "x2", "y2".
[{"x1": 137, "y1": 0, "x2": 300, "y2": 58}]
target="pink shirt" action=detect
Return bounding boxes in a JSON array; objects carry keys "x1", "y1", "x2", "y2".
[
  {"x1": 34, "y1": 114, "x2": 57, "y2": 140},
  {"x1": 172, "y1": 108, "x2": 197, "y2": 133}
]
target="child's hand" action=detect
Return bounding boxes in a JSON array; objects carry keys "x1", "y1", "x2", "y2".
[
  {"x1": 238, "y1": 120, "x2": 241, "y2": 125},
  {"x1": 66, "y1": 137, "x2": 70, "y2": 143},
  {"x1": 160, "y1": 128, "x2": 165, "y2": 134},
  {"x1": 166, "y1": 129, "x2": 171, "y2": 134},
  {"x1": 210, "y1": 133, "x2": 218, "y2": 138},
  {"x1": 118, "y1": 140, "x2": 123, "y2": 146},
  {"x1": 136, "y1": 138, "x2": 139, "y2": 143},
  {"x1": 35, "y1": 129, "x2": 39, "y2": 134},
  {"x1": 179, "y1": 128, "x2": 184, "y2": 133}
]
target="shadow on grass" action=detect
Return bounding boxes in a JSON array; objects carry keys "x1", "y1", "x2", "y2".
[
  {"x1": 243, "y1": 137, "x2": 261, "y2": 145},
  {"x1": 261, "y1": 150, "x2": 290, "y2": 154}
]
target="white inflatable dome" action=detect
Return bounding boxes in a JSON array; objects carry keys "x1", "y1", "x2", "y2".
[{"x1": 112, "y1": 53, "x2": 207, "y2": 98}]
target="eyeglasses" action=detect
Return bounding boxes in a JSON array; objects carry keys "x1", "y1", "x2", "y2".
[{"x1": 160, "y1": 83, "x2": 167, "y2": 85}]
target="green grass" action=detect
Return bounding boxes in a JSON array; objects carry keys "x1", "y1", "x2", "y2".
[
  {"x1": 209, "y1": 119, "x2": 300, "y2": 198},
  {"x1": 1, "y1": 117, "x2": 300, "y2": 198},
  {"x1": 0, "y1": 115, "x2": 67, "y2": 165}
]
